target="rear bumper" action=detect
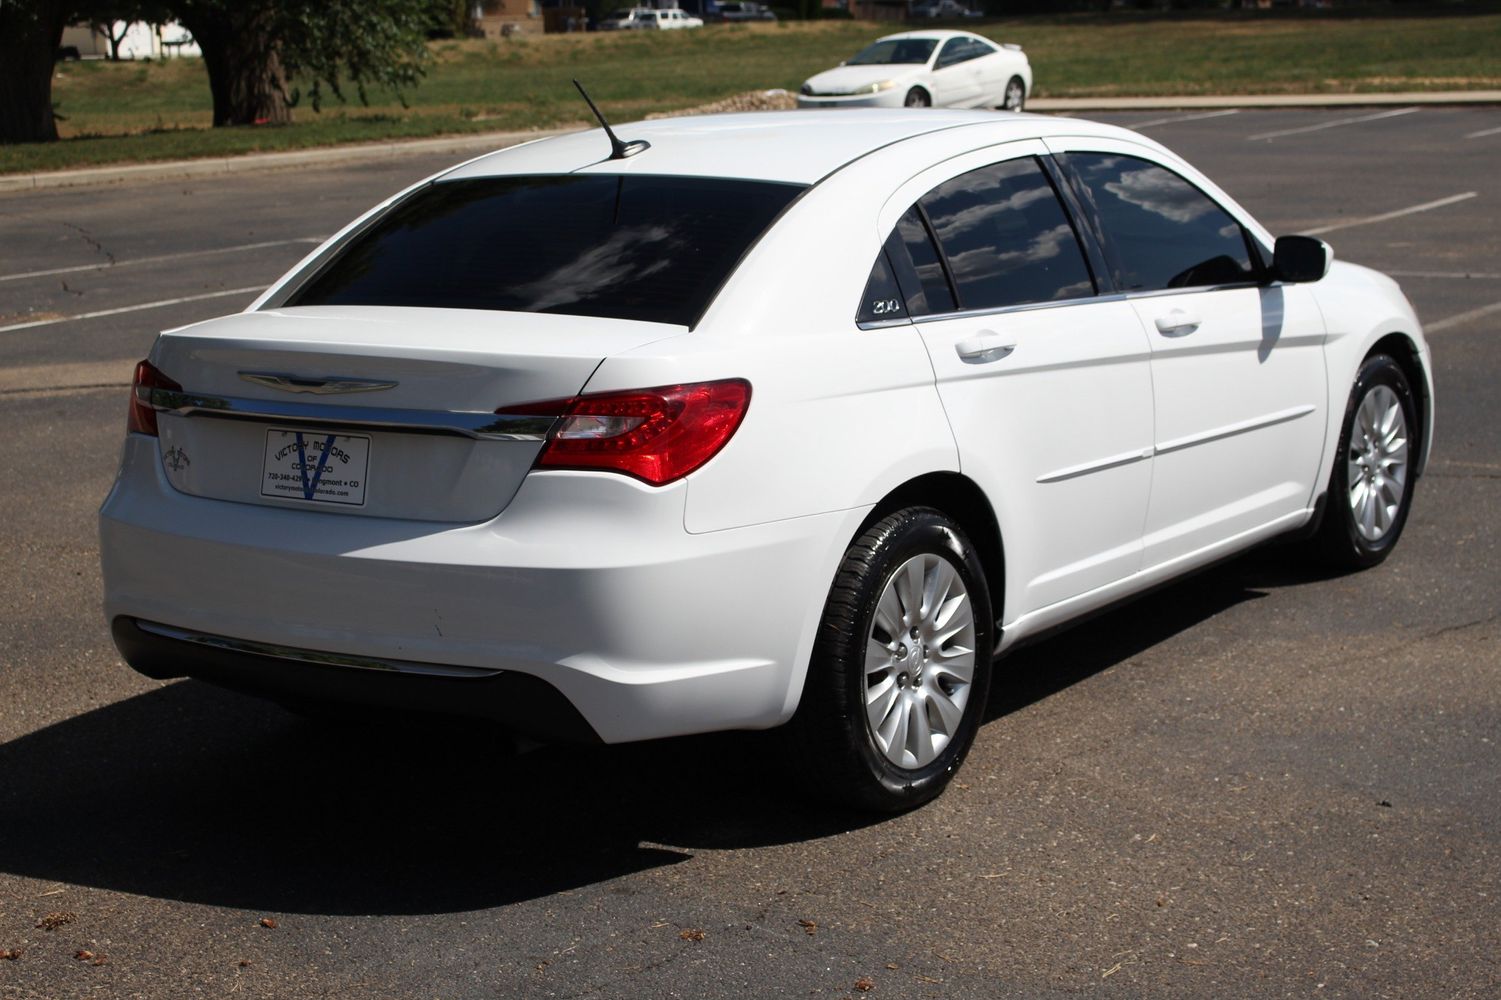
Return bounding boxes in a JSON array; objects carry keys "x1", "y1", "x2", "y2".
[
  {"x1": 100, "y1": 434, "x2": 864, "y2": 743},
  {"x1": 112, "y1": 616, "x2": 602, "y2": 743}
]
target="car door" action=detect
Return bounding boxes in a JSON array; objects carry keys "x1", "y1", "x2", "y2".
[
  {"x1": 873, "y1": 143, "x2": 1156, "y2": 623},
  {"x1": 1050, "y1": 140, "x2": 1329, "y2": 568},
  {"x1": 965, "y1": 39, "x2": 1009, "y2": 104},
  {"x1": 929, "y1": 38, "x2": 982, "y2": 107}
]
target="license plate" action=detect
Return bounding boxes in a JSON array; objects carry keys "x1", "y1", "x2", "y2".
[{"x1": 261, "y1": 429, "x2": 370, "y2": 506}]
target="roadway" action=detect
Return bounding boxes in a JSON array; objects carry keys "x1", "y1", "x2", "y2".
[{"x1": 0, "y1": 106, "x2": 1497, "y2": 999}]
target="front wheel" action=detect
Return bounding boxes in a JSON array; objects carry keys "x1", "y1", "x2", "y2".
[
  {"x1": 1001, "y1": 76, "x2": 1025, "y2": 112},
  {"x1": 1310, "y1": 353, "x2": 1418, "y2": 569},
  {"x1": 787, "y1": 507, "x2": 993, "y2": 813},
  {"x1": 904, "y1": 87, "x2": 932, "y2": 108}
]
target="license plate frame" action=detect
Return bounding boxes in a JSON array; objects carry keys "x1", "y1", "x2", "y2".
[{"x1": 261, "y1": 429, "x2": 370, "y2": 506}]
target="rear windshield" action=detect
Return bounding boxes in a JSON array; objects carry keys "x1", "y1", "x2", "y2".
[{"x1": 289, "y1": 174, "x2": 805, "y2": 327}]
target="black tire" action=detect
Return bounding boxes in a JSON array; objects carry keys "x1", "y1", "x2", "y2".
[
  {"x1": 786, "y1": 507, "x2": 993, "y2": 813},
  {"x1": 1311, "y1": 353, "x2": 1419, "y2": 570},
  {"x1": 904, "y1": 87, "x2": 932, "y2": 108},
  {"x1": 1001, "y1": 76, "x2": 1025, "y2": 112}
]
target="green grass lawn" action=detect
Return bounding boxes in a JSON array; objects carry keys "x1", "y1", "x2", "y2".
[{"x1": 7, "y1": 4, "x2": 1500, "y2": 175}]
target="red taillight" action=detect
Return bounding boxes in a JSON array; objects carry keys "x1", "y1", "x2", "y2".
[
  {"x1": 127, "y1": 360, "x2": 181, "y2": 437},
  {"x1": 500, "y1": 379, "x2": 751, "y2": 486}
]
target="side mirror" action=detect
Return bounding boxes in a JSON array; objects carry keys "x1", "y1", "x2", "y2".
[{"x1": 1272, "y1": 235, "x2": 1331, "y2": 283}]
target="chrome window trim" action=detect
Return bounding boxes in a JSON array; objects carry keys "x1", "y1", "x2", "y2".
[
  {"x1": 856, "y1": 316, "x2": 914, "y2": 331},
  {"x1": 144, "y1": 387, "x2": 555, "y2": 441},
  {"x1": 877, "y1": 279, "x2": 1271, "y2": 328}
]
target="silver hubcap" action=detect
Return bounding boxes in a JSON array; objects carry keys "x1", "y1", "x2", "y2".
[
  {"x1": 1005, "y1": 82, "x2": 1023, "y2": 110},
  {"x1": 1346, "y1": 384, "x2": 1409, "y2": 542},
  {"x1": 906, "y1": 91, "x2": 927, "y2": 108},
  {"x1": 865, "y1": 553, "x2": 977, "y2": 769}
]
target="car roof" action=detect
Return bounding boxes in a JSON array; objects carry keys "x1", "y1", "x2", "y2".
[
  {"x1": 442, "y1": 110, "x2": 1142, "y2": 187},
  {"x1": 874, "y1": 29, "x2": 983, "y2": 42}
]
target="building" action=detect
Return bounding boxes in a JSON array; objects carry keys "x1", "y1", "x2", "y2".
[{"x1": 59, "y1": 21, "x2": 200, "y2": 60}]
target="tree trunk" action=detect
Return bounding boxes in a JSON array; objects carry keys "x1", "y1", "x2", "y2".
[
  {"x1": 180, "y1": 7, "x2": 293, "y2": 126},
  {"x1": 0, "y1": 4, "x2": 67, "y2": 144}
]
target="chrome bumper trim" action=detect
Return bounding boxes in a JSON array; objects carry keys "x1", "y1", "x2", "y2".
[
  {"x1": 134, "y1": 620, "x2": 503, "y2": 679},
  {"x1": 144, "y1": 387, "x2": 554, "y2": 441}
]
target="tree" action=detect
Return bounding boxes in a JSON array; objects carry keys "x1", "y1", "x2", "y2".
[
  {"x1": 0, "y1": 0, "x2": 70, "y2": 143},
  {"x1": 0, "y1": 0, "x2": 436, "y2": 143},
  {"x1": 88, "y1": 15, "x2": 130, "y2": 59},
  {"x1": 173, "y1": 0, "x2": 432, "y2": 127}
]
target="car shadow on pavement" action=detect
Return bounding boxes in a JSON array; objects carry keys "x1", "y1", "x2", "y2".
[
  {"x1": 0, "y1": 677, "x2": 879, "y2": 916},
  {"x1": 983, "y1": 555, "x2": 1281, "y2": 722},
  {"x1": 0, "y1": 551, "x2": 1323, "y2": 918}
]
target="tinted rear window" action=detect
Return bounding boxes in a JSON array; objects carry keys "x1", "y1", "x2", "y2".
[{"x1": 290, "y1": 175, "x2": 804, "y2": 327}]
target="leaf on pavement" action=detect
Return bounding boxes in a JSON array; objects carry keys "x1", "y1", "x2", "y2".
[{"x1": 37, "y1": 911, "x2": 76, "y2": 931}]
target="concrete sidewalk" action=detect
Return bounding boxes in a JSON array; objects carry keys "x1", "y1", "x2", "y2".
[{"x1": 3, "y1": 90, "x2": 1497, "y2": 194}]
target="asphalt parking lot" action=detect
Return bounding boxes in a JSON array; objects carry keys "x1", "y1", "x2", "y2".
[{"x1": 1, "y1": 106, "x2": 1497, "y2": 999}]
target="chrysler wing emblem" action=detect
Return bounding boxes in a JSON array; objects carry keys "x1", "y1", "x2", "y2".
[{"x1": 239, "y1": 372, "x2": 399, "y2": 395}]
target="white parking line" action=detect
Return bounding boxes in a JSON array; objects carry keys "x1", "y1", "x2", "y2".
[
  {"x1": 0, "y1": 286, "x2": 263, "y2": 334},
  {"x1": 0, "y1": 236, "x2": 324, "y2": 283},
  {"x1": 1424, "y1": 300, "x2": 1501, "y2": 334},
  {"x1": 1131, "y1": 109, "x2": 1241, "y2": 129},
  {"x1": 1464, "y1": 125, "x2": 1501, "y2": 139},
  {"x1": 1300, "y1": 191, "x2": 1477, "y2": 237},
  {"x1": 1247, "y1": 107, "x2": 1419, "y2": 142},
  {"x1": 1389, "y1": 270, "x2": 1501, "y2": 280}
]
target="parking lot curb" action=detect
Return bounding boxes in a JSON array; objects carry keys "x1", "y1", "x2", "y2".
[
  {"x1": 4, "y1": 91, "x2": 1497, "y2": 193},
  {"x1": 0, "y1": 126, "x2": 582, "y2": 194}
]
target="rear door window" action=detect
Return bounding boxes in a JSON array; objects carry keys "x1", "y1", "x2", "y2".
[
  {"x1": 289, "y1": 174, "x2": 804, "y2": 328},
  {"x1": 918, "y1": 156, "x2": 1096, "y2": 311},
  {"x1": 1057, "y1": 152, "x2": 1259, "y2": 291}
]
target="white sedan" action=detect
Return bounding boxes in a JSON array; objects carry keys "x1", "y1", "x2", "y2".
[
  {"x1": 799, "y1": 30, "x2": 1032, "y2": 111},
  {"x1": 101, "y1": 110, "x2": 1432, "y2": 812}
]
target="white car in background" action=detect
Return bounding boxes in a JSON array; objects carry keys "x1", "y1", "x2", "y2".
[
  {"x1": 599, "y1": 6, "x2": 702, "y2": 29},
  {"x1": 799, "y1": 30, "x2": 1031, "y2": 111},
  {"x1": 101, "y1": 110, "x2": 1432, "y2": 812}
]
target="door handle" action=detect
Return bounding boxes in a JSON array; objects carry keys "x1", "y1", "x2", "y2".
[
  {"x1": 1154, "y1": 309, "x2": 1202, "y2": 336},
  {"x1": 955, "y1": 332, "x2": 1016, "y2": 364}
]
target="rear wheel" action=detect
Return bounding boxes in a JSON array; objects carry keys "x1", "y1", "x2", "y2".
[
  {"x1": 1311, "y1": 353, "x2": 1418, "y2": 569},
  {"x1": 904, "y1": 87, "x2": 932, "y2": 108},
  {"x1": 787, "y1": 507, "x2": 993, "y2": 812},
  {"x1": 1001, "y1": 76, "x2": 1025, "y2": 112}
]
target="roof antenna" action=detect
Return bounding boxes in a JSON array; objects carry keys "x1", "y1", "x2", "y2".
[{"x1": 573, "y1": 79, "x2": 650, "y2": 160}]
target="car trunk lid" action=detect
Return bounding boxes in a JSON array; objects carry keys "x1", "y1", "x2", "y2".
[{"x1": 147, "y1": 306, "x2": 683, "y2": 522}]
